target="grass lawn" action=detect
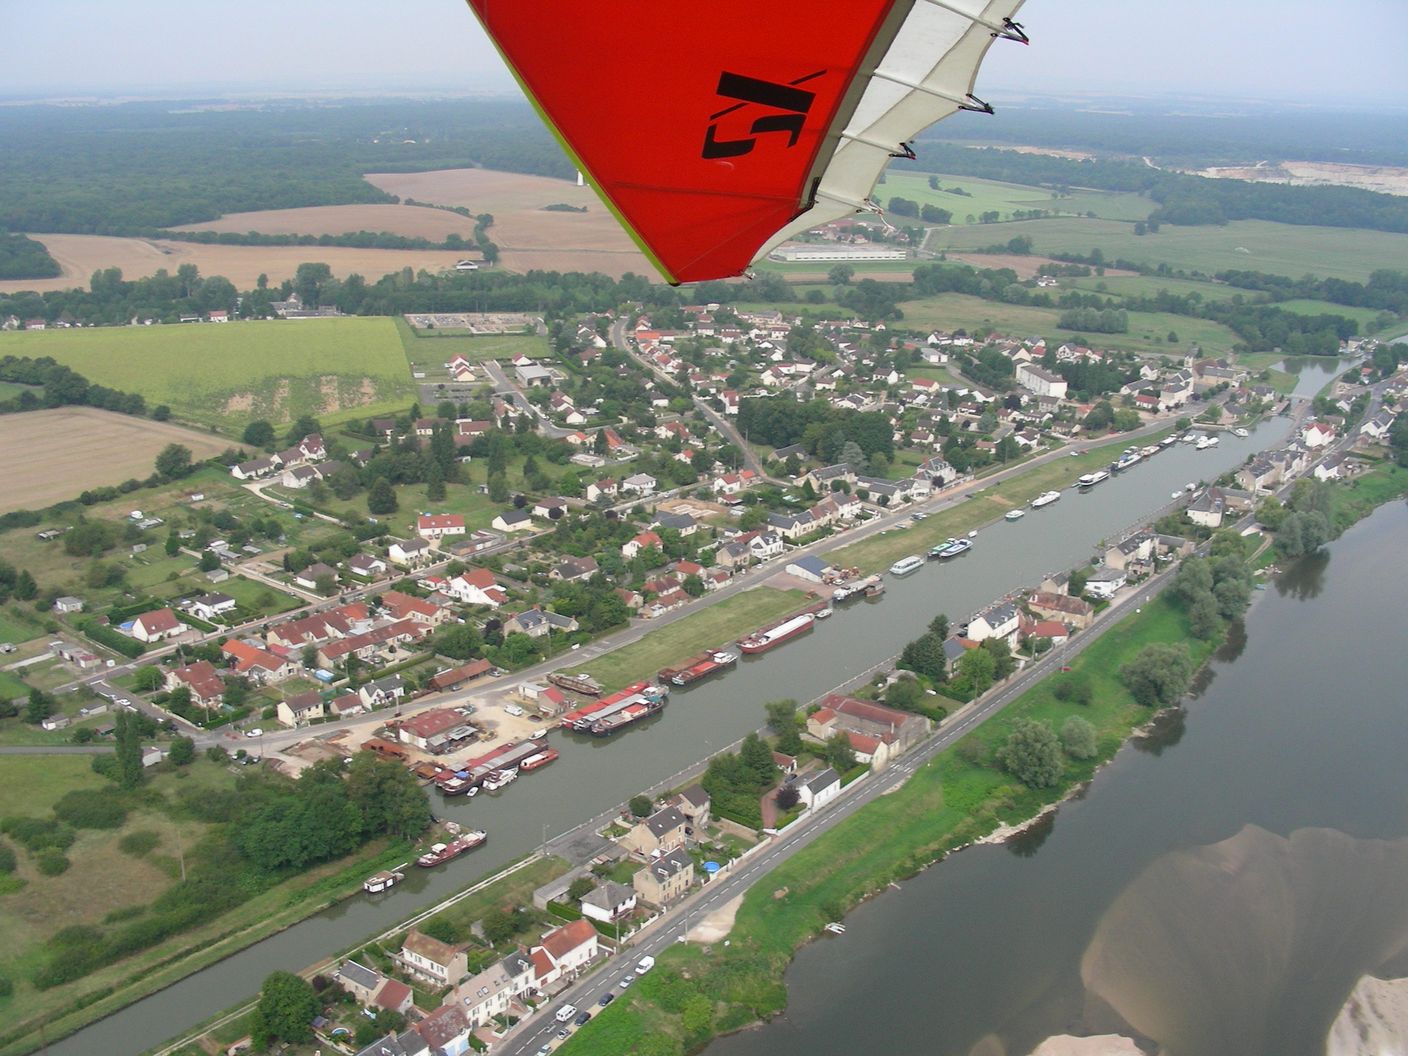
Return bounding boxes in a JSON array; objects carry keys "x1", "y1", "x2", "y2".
[
  {"x1": 1060, "y1": 273, "x2": 1246, "y2": 304},
  {"x1": 928, "y1": 216, "x2": 1408, "y2": 284},
  {"x1": 565, "y1": 588, "x2": 808, "y2": 693},
  {"x1": 0, "y1": 317, "x2": 416, "y2": 432},
  {"x1": 830, "y1": 433, "x2": 1167, "y2": 573},
  {"x1": 410, "y1": 856, "x2": 570, "y2": 947},
  {"x1": 565, "y1": 594, "x2": 1213, "y2": 1056},
  {"x1": 0, "y1": 606, "x2": 46, "y2": 649}
]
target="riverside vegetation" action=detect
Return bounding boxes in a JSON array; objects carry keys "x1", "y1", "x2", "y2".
[{"x1": 560, "y1": 463, "x2": 1408, "y2": 1056}]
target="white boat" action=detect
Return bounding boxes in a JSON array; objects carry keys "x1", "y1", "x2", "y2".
[
  {"x1": 1159, "y1": 435, "x2": 1178, "y2": 448},
  {"x1": 1180, "y1": 433, "x2": 1198, "y2": 443},
  {"x1": 482, "y1": 767, "x2": 519, "y2": 792},
  {"x1": 823, "y1": 922, "x2": 847, "y2": 935},
  {"x1": 1195, "y1": 435, "x2": 1217, "y2": 450},
  {"x1": 1232, "y1": 427, "x2": 1249, "y2": 438},
  {"x1": 1031, "y1": 490, "x2": 1061, "y2": 509},
  {"x1": 814, "y1": 606, "x2": 833, "y2": 619},
  {"x1": 1005, "y1": 509, "x2": 1026, "y2": 521},
  {"x1": 1114, "y1": 448, "x2": 1141, "y2": 471},
  {"x1": 889, "y1": 555, "x2": 924, "y2": 576},
  {"x1": 363, "y1": 870, "x2": 404, "y2": 894},
  {"x1": 1077, "y1": 470, "x2": 1108, "y2": 488},
  {"x1": 1140, "y1": 445, "x2": 1158, "y2": 458},
  {"x1": 928, "y1": 537, "x2": 972, "y2": 559}
]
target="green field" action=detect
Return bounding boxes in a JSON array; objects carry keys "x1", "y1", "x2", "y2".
[
  {"x1": 881, "y1": 171, "x2": 1154, "y2": 224},
  {"x1": 1059, "y1": 273, "x2": 1246, "y2": 304},
  {"x1": 0, "y1": 317, "x2": 417, "y2": 431},
  {"x1": 1272, "y1": 298, "x2": 1388, "y2": 327},
  {"x1": 929, "y1": 217, "x2": 1408, "y2": 283},
  {"x1": 564, "y1": 587, "x2": 809, "y2": 692},
  {"x1": 897, "y1": 292, "x2": 1242, "y2": 355}
]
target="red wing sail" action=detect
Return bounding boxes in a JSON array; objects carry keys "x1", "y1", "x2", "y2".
[{"x1": 466, "y1": 1, "x2": 899, "y2": 284}]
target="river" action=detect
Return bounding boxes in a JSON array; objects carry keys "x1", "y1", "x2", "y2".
[
  {"x1": 62, "y1": 363, "x2": 1341, "y2": 1056},
  {"x1": 707, "y1": 489, "x2": 1408, "y2": 1054}
]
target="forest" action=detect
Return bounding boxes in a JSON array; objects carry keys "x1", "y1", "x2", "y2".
[
  {"x1": 0, "y1": 100, "x2": 570, "y2": 235},
  {"x1": 0, "y1": 231, "x2": 60, "y2": 280}
]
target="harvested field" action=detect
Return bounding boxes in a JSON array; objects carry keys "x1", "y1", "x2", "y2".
[
  {"x1": 167, "y1": 203, "x2": 484, "y2": 239},
  {"x1": 365, "y1": 168, "x2": 656, "y2": 278},
  {"x1": 0, "y1": 234, "x2": 469, "y2": 295},
  {"x1": 0, "y1": 408, "x2": 229, "y2": 513}
]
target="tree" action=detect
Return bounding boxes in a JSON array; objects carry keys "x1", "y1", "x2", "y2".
[
  {"x1": 955, "y1": 645, "x2": 997, "y2": 694},
  {"x1": 154, "y1": 443, "x2": 193, "y2": 480},
  {"x1": 132, "y1": 665, "x2": 164, "y2": 692},
  {"x1": 367, "y1": 478, "x2": 398, "y2": 515},
  {"x1": 682, "y1": 573, "x2": 705, "y2": 597},
  {"x1": 1120, "y1": 642, "x2": 1196, "y2": 707},
  {"x1": 13, "y1": 570, "x2": 36, "y2": 601},
  {"x1": 928, "y1": 613, "x2": 950, "y2": 640},
  {"x1": 252, "y1": 970, "x2": 319, "y2": 1048},
  {"x1": 629, "y1": 795, "x2": 653, "y2": 818},
  {"x1": 482, "y1": 906, "x2": 520, "y2": 945},
  {"x1": 199, "y1": 550, "x2": 221, "y2": 572},
  {"x1": 886, "y1": 677, "x2": 923, "y2": 711},
  {"x1": 242, "y1": 420, "x2": 275, "y2": 448},
  {"x1": 164, "y1": 532, "x2": 181, "y2": 556},
  {"x1": 740, "y1": 732, "x2": 777, "y2": 786},
  {"x1": 346, "y1": 753, "x2": 432, "y2": 839},
  {"x1": 1060, "y1": 716, "x2": 1097, "y2": 760},
  {"x1": 825, "y1": 732, "x2": 856, "y2": 773},
  {"x1": 775, "y1": 784, "x2": 801, "y2": 811},
  {"x1": 827, "y1": 264, "x2": 854, "y2": 286},
  {"x1": 431, "y1": 622, "x2": 482, "y2": 661},
  {"x1": 113, "y1": 711, "x2": 144, "y2": 789},
  {"x1": 567, "y1": 876, "x2": 596, "y2": 901},
  {"x1": 1187, "y1": 592, "x2": 1223, "y2": 640},
  {"x1": 25, "y1": 687, "x2": 54, "y2": 725},
  {"x1": 425, "y1": 460, "x2": 446, "y2": 502},
  {"x1": 996, "y1": 719, "x2": 1064, "y2": 788},
  {"x1": 169, "y1": 736, "x2": 196, "y2": 766},
  {"x1": 488, "y1": 473, "x2": 510, "y2": 503},
  {"x1": 765, "y1": 698, "x2": 803, "y2": 756}
]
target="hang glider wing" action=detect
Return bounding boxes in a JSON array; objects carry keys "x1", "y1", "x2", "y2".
[{"x1": 466, "y1": 0, "x2": 1027, "y2": 284}]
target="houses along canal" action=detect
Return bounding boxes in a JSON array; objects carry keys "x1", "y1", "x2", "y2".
[
  {"x1": 708, "y1": 499, "x2": 1408, "y2": 1056},
  {"x1": 65, "y1": 408, "x2": 1321, "y2": 1056}
]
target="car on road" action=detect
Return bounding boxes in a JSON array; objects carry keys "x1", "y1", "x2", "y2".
[
  {"x1": 244, "y1": 728, "x2": 263, "y2": 738},
  {"x1": 554, "y1": 1004, "x2": 578, "y2": 1023},
  {"x1": 537, "y1": 1046, "x2": 552, "y2": 1056},
  {"x1": 598, "y1": 992, "x2": 615, "y2": 1007},
  {"x1": 574, "y1": 1010, "x2": 592, "y2": 1026},
  {"x1": 635, "y1": 956, "x2": 655, "y2": 975}
]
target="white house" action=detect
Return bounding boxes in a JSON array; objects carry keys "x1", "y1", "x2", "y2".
[
  {"x1": 1084, "y1": 566, "x2": 1128, "y2": 600},
  {"x1": 1015, "y1": 363, "x2": 1068, "y2": 399},
  {"x1": 388, "y1": 538, "x2": 433, "y2": 567},
  {"x1": 797, "y1": 767, "x2": 841, "y2": 810},
  {"x1": 131, "y1": 608, "x2": 185, "y2": 643},
  {"x1": 188, "y1": 592, "x2": 236, "y2": 621},
  {"x1": 622, "y1": 473, "x2": 658, "y2": 496},
  {"x1": 579, "y1": 882, "x2": 637, "y2": 923},
  {"x1": 417, "y1": 514, "x2": 466, "y2": 540},
  {"x1": 965, "y1": 600, "x2": 1020, "y2": 646}
]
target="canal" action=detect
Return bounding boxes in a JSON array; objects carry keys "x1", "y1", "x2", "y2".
[{"x1": 69, "y1": 381, "x2": 1338, "y2": 1056}]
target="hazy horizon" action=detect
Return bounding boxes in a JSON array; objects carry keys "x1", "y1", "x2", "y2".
[{"x1": 6, "y1": 0, "x2": 1407, "y2": 108}]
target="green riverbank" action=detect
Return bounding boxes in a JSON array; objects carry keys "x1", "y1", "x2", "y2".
[{"x1": 563, "y1": 464, "x2": 1407, "y2": 1056}]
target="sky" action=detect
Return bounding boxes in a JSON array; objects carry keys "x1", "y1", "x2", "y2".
[{"x1": 4, "y1": 0, "x2": 1407, "y2": 106}]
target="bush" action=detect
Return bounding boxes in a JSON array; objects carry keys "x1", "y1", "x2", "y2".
[
  {"x1": 995, "y1": 720, "x2": 1064, "y2": 788},
  {"x1": 54, "y1": 789, "x2": 128, "y2": 829},
  {"x1": 1, "y1": 816, "x2": 75, "y2": 852},
  {"x1": 0, "y1": 976, "x2": 11, "y2": 998},
  {"x1": 1060, "y1": 716, "x2": 1098, "y2": 760},
  {"x1": 36, "y1": 849, "x2": 70, "y2": 875},
  {"x1": 0, "y1": 841, "x2": 15, "y2": 873},
  {"x1": 119, "y1": 830, "x2": 160, "y2": 857},
  {"x1": 1052, "y1": 673, "x2": 1093, "y2": 705}
]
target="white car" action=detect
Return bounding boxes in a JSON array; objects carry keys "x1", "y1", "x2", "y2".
[
  {"x1": 635, "y1": 956, "x2": 655, "y2": 975},
  {"x1": 504, "y1": 704, "x2": 525, "y2": 718},
  {"x1": 555, "y1": 1004, "x2": 578, "y2": 1023},
  {"x1": 244, "y1": 728, "x2": 263, "y2": 738}
]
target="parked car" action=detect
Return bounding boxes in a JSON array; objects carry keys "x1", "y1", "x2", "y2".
[
  {"x1": 573, "y1": 1010, "x2": 592, "y2": 1026},
  {"x1": 619, "y1": 975, "x2": 633, "y2": 989},
  {"x1": 598, "y1": 993, "x2": 615, "y2": 1007}
]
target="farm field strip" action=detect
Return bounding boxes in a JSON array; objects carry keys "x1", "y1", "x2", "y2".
[{"x1": 0, "y1": 408, "x2": 230, "y2": 514}]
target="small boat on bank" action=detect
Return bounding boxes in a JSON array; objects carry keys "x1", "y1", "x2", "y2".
[
  {"x1": 1031, "y1": 490, "x2": 1061, "y2": 509},
  {"x1": 738, "y1": 612, "x2": 817, "y2": 655},
  {"x1": 363, "y1": 870, "x2": 404, "y2": 894},
  {"x1": 1005, "y1": 508, "x2": 1026, "y2": 522},
  {"x1": 1159, "y1": 435, "x2": 1178, "y2": 448},
  {"x1": 1232, "y1": 427, "x2": 1250, "y2": 438},
  {"x1": 1195, "y1": 434, "x2": 1219, "y2": 450},
  {"x1": 889, "y1": 555, "x2": 924, "y2": 576},
  {"x1": 814, "y1": 606, "x2": 833, "y2": 619},
  {"x1": 1077, "y1": 469, "x2": 1109, "y2": 488},
  {"x1": 928, "y1": 538, "x2": 972, "y2": 560},
  {"x1": 416, "y1": 831, "x2": 487, "y2": 868}
]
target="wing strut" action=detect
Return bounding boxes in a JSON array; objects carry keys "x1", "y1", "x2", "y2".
[
  {"x1": 869, "y1": 69, "x2": 997, "y2": 114},
  {"x1": 919, "y1": 1, "x2": 1029, "y2": 43}
]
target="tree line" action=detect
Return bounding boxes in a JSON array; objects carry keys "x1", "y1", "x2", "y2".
[
  {"x1": 0, "y1": 231, "x2": 60, "y2": 280},
  {"x1": 0, "y1": 355, "x2": 157, "y2": 419}
]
